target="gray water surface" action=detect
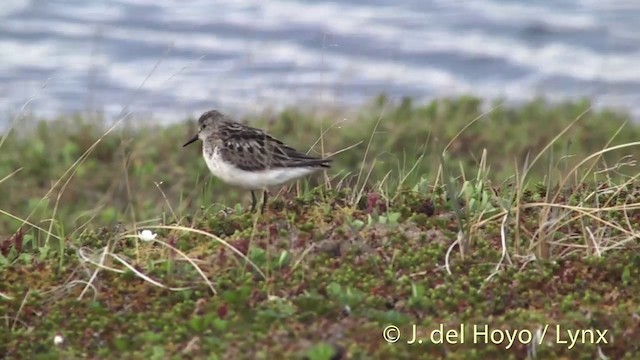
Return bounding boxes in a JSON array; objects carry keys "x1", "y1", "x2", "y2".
[{"x1": 1, "y1": 0, "x2": 639, "y2": 124}]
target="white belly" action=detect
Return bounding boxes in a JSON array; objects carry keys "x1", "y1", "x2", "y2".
[{"x1": 203, "y1": 147, "x2": 319, "y2": 190}]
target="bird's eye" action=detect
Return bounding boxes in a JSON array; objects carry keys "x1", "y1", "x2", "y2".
[{"x1": 202, "y1": 124, "x2": 207, "y2": 129}]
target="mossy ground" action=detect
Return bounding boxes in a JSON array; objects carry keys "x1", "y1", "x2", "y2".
[{"x1": 2, "y1": 96, "x2": 640, "y2": 359}]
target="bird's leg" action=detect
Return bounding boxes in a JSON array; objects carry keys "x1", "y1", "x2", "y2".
[
  {"x1": 250, "y1": 191, "x2": 258, "y2": 213},
  {"x1": 261, "y1": 190, "x2": 268, "y2": 214}
]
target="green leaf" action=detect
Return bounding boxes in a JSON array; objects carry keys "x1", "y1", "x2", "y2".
[
  {"x1": 622, "y1": 266, "x2": 631, "y2": 285},
  {"x1": 411, "y1": 282, "x2": 425, "y2": 298},
  {"x1": 277, "y1": 250, "x2": 290, "y2": 268},
  {"x1": 388, "y1": 212, "x2": 401, "y2": 224},
  {"x1": 0, "y1": 253, "x2": 8, "y2": 267},
  {"x1": 248, "y1": 247, "x2": 266, "y2": 266},
  {"x1": 326, "y1": 282, "x2": 342, "y2": 300},
  {"x1": 151, "y1": 346, "x2": 165, "y2": 360},
  {"x1": 189, "y1": 317, "x2": 205, "y2": 332},
  {"x1": 351, "y1": 220, "x2": 365, "y2": 231},
  {"x1": 305, "y1": 342, "x2": 337, "y2": 360},
  {"x1": 212, "y1": 318, "x2": 228, "y2": 331}
]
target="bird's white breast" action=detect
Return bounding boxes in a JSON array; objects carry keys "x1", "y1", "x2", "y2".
[{"x1": 203, "y1": 146, "x2": 318, "y2": 190}]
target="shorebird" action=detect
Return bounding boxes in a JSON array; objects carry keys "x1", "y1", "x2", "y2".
[{"x1": 183, "y1": 110, "x2": 331, "y2": 213}]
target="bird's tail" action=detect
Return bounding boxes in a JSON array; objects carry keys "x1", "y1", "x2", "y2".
[{"x1": 298, "y1": 157, "x2": 332, "y2": 168}]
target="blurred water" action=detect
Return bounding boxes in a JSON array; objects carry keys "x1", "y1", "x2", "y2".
[{"x1": 1, "y1": 0, "x2": 639, "y2": 125}]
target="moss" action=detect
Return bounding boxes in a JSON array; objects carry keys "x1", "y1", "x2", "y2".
[{"x1": 2, "y1": 97, "x2": 640, "y2": 358}]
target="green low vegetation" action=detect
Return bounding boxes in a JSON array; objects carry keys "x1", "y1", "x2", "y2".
[{"x1": 1, "y1": 95, "x2": 640, "y2": 359}]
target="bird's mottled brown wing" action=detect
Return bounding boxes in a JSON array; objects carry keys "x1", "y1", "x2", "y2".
[{"x1": 217, "y1": 121, "x2": 331, "y2": 172}]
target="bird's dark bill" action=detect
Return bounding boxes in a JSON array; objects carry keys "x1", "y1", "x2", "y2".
[{"x1": 183, "y1": 134, "x2": 199, "y2": 147}]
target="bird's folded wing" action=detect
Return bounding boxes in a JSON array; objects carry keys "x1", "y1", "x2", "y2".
[{"x1": 219, "y1": 125, "x2": 326, "y2": 171}]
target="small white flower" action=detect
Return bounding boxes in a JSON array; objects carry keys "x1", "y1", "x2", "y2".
[
  {"x1": 138, "y1": 230, "x2": 157, "y2": 242},
  {"x1": 54, "y1": 334, "x2": 64, "y2": 346},
  {"x1": 343, "y1": 305, "x2": 351, "y2": 315}
]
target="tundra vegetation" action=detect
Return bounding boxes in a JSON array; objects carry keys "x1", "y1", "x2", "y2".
[{"x1": 1, "y1": 95, "x2": 639, "y2": 359}]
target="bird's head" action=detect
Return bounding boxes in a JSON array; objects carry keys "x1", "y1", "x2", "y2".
[{"x1": 183, "y1": 109, "x2": 226, "y2": 147}]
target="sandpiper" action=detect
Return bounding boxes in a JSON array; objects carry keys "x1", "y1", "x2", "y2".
[{"x1": 183, "y1": 110, "x2": 332, "y2": 213}]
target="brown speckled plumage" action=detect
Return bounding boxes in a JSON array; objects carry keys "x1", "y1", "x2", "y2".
[
  {"x1": 183, "y1": 109, "x2": 332, "y2": 213},
  {"x1": 199, "y1": 110, "x2": 331, "y2": 172}
]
